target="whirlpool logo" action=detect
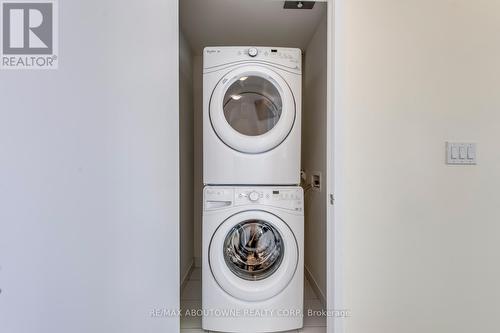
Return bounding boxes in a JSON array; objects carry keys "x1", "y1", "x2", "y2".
[{"x1": 1, "y1": 0, "x2": 58, "y2": 69}]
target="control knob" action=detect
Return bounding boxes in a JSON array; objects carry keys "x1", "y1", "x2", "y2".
[
  {"x1": 248, "y1": 47, "x2": 258, "y2": 57},
  {"x1": 248, "y1": 191, "x2": 260, "y2": 201}
]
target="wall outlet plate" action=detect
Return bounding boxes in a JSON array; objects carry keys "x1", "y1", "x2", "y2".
[
  {"x1": 446, "y1": 142, "x2": 477, "y2": 165},
  {"x1": 311, "y1": 171, "x2": 322, "y2": 191}
]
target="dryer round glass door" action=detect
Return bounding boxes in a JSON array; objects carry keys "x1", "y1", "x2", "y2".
[
  {"x1": 210, "y1": 66, "x2": 296, "y2": 154},
  {"x1": 223, "y1": 76, "x2": 282, "y2": 137},
  {"x1": 209, "y1": 210, "x2": 298, "y2": 302}
]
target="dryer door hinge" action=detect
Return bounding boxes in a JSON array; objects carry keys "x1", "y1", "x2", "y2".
[{"x1": 329, "y1": 193, "x2": 335, "y2": 205}]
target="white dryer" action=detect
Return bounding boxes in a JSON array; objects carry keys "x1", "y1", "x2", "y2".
[
  {"x1": 202, "y1": 186, "x2": 304, "y2": 333},
  {"x1": 203, "y1": 46, "x2": 302, "y2": 185}
]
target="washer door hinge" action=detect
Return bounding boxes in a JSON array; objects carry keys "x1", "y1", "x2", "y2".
[{"x1": 329, "y1": 194, "x2": 335, "y2": 205}]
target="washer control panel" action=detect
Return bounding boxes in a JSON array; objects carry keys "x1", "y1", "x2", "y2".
[{"x1": 204, "y1": 187, "x2": 303, "y2": 212}]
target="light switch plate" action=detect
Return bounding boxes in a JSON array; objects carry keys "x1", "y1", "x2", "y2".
[{"x1": 446, "y1": 142, "x2": 477, "y2": 165}]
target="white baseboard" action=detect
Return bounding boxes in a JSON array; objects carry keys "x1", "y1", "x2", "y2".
[
  {"x1": 181, "y1": 259, "x2": 194, "y2": 292},
  {"x1": 304, "y1": 265, "x2": 327, "y2": 308}
]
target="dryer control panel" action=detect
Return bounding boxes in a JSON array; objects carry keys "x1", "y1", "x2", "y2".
[
  {"x1": 203, "y1": 46, "x2": 302, "y2": 73},
  {"x1": 204, "y1": 187, "x2": 303, "y2": 213}
]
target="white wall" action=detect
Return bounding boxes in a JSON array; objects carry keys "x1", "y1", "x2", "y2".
[
  {"x1": 193, "y1": 55, "x2": 203, "y2": 265},
  {"x1": 338, "y1": 0, "x2": 500, "y2": 332},
  {"x1": 303, "y1": 13, "x2": 328, "y2": 304},
  {"x1": 0, "y1": 1, "x2": 180, "y2": 332},
  {"x1": 179, "y1": 31, "x2": 195, "y2": 281}
]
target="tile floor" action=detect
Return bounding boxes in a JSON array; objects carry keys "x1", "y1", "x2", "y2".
[{"x1": 181, "y1": 267, "x2": 326, "y2": 333}]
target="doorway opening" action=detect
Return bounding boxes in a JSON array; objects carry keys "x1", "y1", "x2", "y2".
[{"x1": 179, "y1": 1, "x2": 333, "y2": 332}]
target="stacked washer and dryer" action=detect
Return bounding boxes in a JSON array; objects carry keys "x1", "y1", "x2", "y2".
[{"x1": 202, "y1": 46, "x2": 304, "y2": 333}]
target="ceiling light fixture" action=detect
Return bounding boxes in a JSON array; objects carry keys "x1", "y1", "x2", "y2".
[{"x1": 283, "y1": 1, "x2": 315, "y2": 9}]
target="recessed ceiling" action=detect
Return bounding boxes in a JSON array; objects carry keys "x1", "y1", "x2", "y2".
[{"x1": 180, "y1": 0, "x2": 327, "y2": 54}]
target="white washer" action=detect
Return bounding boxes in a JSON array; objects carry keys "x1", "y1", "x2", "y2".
[
  {"x1": 203, "y1": 186, "x2": 304, "y2": 333},
  {"x1": 203, "y1": 47, "x2": 302, "y2": 185}
]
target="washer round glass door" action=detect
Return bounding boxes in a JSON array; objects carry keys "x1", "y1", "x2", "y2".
[
  {"x1": 210, "y1": 66, "x2": 296, "y2": 154},
  {"x1": 223, "y1": 220, "x2": 284, "y2": 281},
  {"x1": 209, "y1": 210, "x2": 298, "y2": 302}
]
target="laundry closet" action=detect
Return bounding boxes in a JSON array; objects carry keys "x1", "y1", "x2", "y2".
[{"x1": 179, "y1": 1, "x2": 329, "y2": 331}]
